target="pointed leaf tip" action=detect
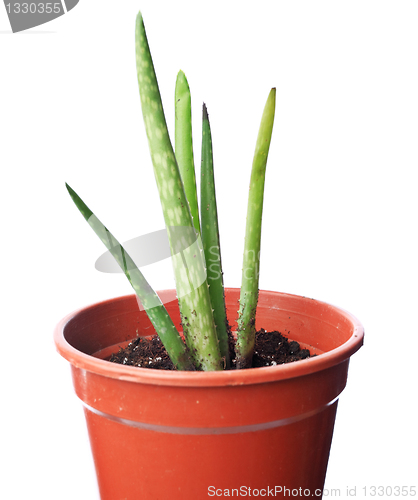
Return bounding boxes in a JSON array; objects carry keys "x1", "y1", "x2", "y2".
[
  {"x1": 269, "y1": 88, "x2": 277, "y2": 104},
  {"x1": 202, "y1": 102, "x2": 208, "y2": 121},
  {"x1": 65, "y1": 182, "x2": 75, "y2": 198},
  {"x1": 175, "y1": 70, "x2": 190, "y2": 99},
  {"x1": 65, "y1": 183, "x2": 93, "y2": 220}
]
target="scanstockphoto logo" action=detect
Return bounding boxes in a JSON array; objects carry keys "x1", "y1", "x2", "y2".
[
  {"x1": 94, "y1": 224, "x2": 260, "y2": 312},
  {"x1": 95, "y1": 226, "x2": 211, "y2": 311},
  {"x1": 3, "y1": 0, "x2": 78, "y2": 32}
]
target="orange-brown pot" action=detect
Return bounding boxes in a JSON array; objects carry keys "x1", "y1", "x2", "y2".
[{"x1": 54, "y1": 289, "x2": 363, "y2": 499}]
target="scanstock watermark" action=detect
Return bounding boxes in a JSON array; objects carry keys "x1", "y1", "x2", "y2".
[
  {"x1": 208, "y1": 485, "x2": 417, "y2": 497},
  {"x1": 208, "y1": 486, "x2": 324, "y2": 497},
  {"x1": 3, "y1": 0, "x2": 78, "y2": 32},
  {"x1": 94, "y1": 226, "x2": 240, "y2": 310}
]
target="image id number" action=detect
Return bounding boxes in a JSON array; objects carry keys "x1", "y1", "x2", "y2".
[
  {"x1": 5, "y1": 3, "x2": 62, "y2": 14},
  {"x1": 363, "y1": 486, "x2": 416, "y2": 496}
]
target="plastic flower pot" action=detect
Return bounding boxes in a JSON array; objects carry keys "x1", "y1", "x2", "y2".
[{"x1": 54, "y1": 288, "x2": 363, "y2": 499}]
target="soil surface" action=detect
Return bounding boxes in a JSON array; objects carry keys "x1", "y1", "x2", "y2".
[{"x1": 109, "y1": 328, "x2": 313, "y2": 370}]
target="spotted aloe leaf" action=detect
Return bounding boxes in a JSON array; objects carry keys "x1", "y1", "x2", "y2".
[
  {"x1": 235, "y1": 88, "x2": 276, "y2": 369},
  {"x1": 135, "y1": 12, "x2": 222, "y2": 371},
  {"x1": 200, "y1": 103, "x2": 230, "y2": 369},
  {"x1": 65, "y1": 183, "x2": 195, "y2": 371}
]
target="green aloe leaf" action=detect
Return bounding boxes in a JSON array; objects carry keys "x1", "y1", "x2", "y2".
[
  {"x1": 65, "y1": 183, "x2": 195, "y2": 371},
  {"x1": 235, "y1": 88, "x2": 276, "y2": 369},
  {"x1": 200, "y1": 103, "x2": 230, "y2": 369},
  {"x1": 175, "y1": 70, "x2": 200, "y2": 235},
  {"x1": 135, "y1": 11, "x2": 222, "y2": 371}
]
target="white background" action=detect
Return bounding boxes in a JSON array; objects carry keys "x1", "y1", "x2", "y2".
[{"x1": 1, "y1": 1, "x2": 417, "y2": 498}]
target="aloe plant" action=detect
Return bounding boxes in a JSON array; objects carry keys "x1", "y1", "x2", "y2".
[
  {"x1": 65, "y1": 183, "x2": 195, "y2": 371},
  {"x1": 135, "y1": 12, "x2": 222, "y2": 371},
  {"x1": 65, "y1": 10, "x2": 276, "y2": 371},
  {"x1": 175, "y1": 70, "x2": 200, "y2": 236},
  {"x1": 235, "y1": 89, "x2": 276, "y2": 368},
  {"x1": 200, "y1": 104, "x2": 230, "y2": 369}
]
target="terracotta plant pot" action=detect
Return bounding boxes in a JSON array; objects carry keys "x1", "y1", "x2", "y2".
[{"x1": 54, "y1": 289, "x2": 363, "y2": 499}]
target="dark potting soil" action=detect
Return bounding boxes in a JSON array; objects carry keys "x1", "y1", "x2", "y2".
[{"x1": 109, "y1": 328, "x2": 313, "y2": 371}]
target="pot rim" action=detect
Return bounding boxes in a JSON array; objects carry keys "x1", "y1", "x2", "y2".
[{"x1": 54, "y1": 289, "x2": 364, "y2": 387}]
